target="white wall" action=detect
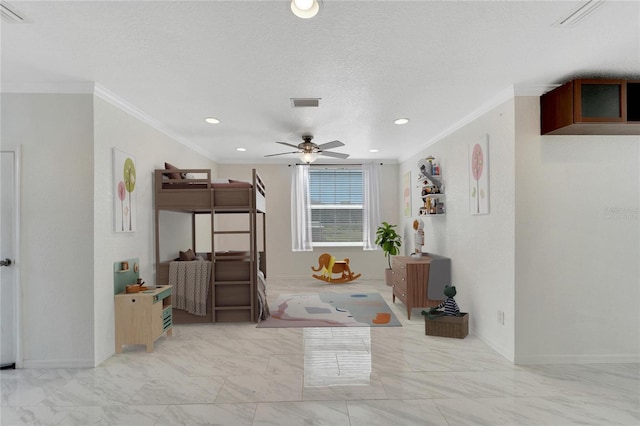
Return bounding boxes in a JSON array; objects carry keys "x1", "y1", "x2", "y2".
[
  {"x1": 398, "y1": 100, "x2": 517, "y2": 360},
  {"x1": 514, "y1": 97, "x2": 639, "y2": 364},
  {"x1": 216, "y1": 163, "x2": 399, "y2": 279},
  {"x1": 93, "y1": 96, "x2": 216, "y2": 365},
  {"x1": 1, "y1": 94, "x2": 96, "y2": 367},
  {"x1": 6, "y1": 91, "x2": 636, "y2": 367},
  {"x1": 1, "y1": 91, "x2": 218, "y2": 367},
  {"x1": 397, "y1": 95, "x2": 639, "y2": 364}
]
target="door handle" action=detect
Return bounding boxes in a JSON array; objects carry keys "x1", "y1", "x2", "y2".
[{"x1": 0, "y1": 258, "x2": 12, "y2": 267}]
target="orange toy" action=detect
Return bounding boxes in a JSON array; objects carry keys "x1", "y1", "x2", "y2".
[{"x1": 311, "y1": 253, "x2": 362, "y2": 283}]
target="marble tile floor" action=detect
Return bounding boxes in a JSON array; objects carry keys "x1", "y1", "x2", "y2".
[{"x1": 1, "y1": 278, "x2": 639, "y2": 425}]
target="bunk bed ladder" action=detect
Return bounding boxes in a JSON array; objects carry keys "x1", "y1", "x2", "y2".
[{"x1": 211, "y1": 180, "x2": 258, "y2": 323}]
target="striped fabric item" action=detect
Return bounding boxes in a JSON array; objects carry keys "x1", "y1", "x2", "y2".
[
  {"x1": 169, "y1": 260, "x2": 211, "y2": 316},
  {"x1": 435, "y1": 298, "x2": 460, "y2": 316},
  {"x1": 257, "y1": 270, "x2": 270, "y2": 321}
]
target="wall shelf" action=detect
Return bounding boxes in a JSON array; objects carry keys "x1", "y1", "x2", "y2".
[{"x1": 417, "y1": 158, "x2": 445, "y2": 216}]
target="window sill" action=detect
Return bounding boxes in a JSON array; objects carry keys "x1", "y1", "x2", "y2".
[{"x1": 313, "y1": 242, "x2": 363, "y2": 247}]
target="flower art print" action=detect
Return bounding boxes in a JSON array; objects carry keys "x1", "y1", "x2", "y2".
[
  {"x1": 403, "y1": 171, "x2": 411, "y2": 217},
  {"x1": 469, "y1": 135, "x2": 489, "y2": 215},
  {"x1": 113, "y1": 148, "x2": 137, "y2": 232}
]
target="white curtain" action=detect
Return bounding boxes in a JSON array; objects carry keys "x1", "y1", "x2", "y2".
[
  {"x1": 362, "y1": 162, "x2": 381, "y2": 250},
  {"x1": 291, "y1": 164, "x2": 313, "y2": 251}
]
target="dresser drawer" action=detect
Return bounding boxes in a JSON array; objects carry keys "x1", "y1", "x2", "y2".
[
  {"x1": 394, "y1": 273, "x2": 407, "y2": 290},
  {"x1": 154, "y1": 287, "x2": 172, "y2": 303},
  {"x1": 390, "y1": 268, "x2": 406, "y2": 285},
  {"x1": 392, "y1": 260, "x2": 407, "y2": 275},
  {"x1": 394, "y1": 274, "x2": 407, "y2": 292},
  {"x1": 394, "y1": 286, "x2": 407, "y2": 304}
]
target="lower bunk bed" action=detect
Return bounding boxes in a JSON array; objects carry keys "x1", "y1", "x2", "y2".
[{"x1": 156, "y1": 251, "x2": 269, "y2": 323}]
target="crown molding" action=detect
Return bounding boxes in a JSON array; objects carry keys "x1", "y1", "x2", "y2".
[
  {"x1": 1, "y1": 81, "x2": 217, "y2": 161},
  {"x1": 399, "y1": 86, "x2": 515, "y2": 163},
  {"x1": 514, "y1": 83, "x2": 560, "y2": 97},
  {"x1": 92, "y1": 84, "x2": 216, "y2": 161},
  {"x1": 1, "y1": 81, "x2": 95, "y2": 94}
]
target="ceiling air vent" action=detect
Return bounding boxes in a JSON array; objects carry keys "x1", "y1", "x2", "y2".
[
  {"x1": 553, "y1": 0, "x2": 605, "y2": 27},
  {"x1": 1, "y1": 1, "x2": 29, "y2": 23},
  {"x1": 291, "y1": 98, "x2": 321, "y2": 108}
]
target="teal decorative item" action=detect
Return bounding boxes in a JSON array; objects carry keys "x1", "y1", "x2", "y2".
[{"x1": 113, "y1": 258, "x2": 139, "y2": 294}]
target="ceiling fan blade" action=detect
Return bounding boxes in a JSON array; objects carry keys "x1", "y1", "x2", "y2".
[
  {"x1": 264, "y1": 151, "x2": 298, "y2": 157},
  {"x1": 319, "y1": 150, "x2": 350, "y2": 159},
  {"x1": 276, "y1": 141, "x2": 301, "y2": 149},
  {"x1": 317, "y1": 140, "x2": 344, "y2": 150}
]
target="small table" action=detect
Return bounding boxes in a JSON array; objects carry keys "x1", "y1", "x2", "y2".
[{"x1": 114, "y1": 285, "x2": 172, "y2": 353}]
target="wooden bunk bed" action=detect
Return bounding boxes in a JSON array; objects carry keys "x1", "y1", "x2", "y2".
[{"x1": 154, "y1": 167, "x2": 267, "y2": 323}]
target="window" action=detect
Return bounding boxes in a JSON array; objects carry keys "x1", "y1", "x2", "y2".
[{"x1": 309, "y1": 168, "x2": 363, "y2": 245}]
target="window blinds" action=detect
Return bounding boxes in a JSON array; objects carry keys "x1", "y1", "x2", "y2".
[{"x1": 309, "y1": 168, "x2": 363, "y2": 244}]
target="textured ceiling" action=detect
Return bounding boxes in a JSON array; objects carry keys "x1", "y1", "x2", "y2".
[{"x1": 2, "y1": 1, "x2": 639, "y2": 163}]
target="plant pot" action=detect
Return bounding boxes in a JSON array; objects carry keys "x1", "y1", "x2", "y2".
[{"x1": 385, "y1": 268, "x2": 394, "y2": 286}]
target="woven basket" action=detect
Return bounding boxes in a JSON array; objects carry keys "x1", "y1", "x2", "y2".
[{"x1": 425, "y1": 313, "x2": 468, "y2": 339}]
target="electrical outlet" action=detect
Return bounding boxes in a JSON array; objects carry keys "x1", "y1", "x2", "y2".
[{"x1": 497, "y1": 310, "x2": 505, "y2": 325}]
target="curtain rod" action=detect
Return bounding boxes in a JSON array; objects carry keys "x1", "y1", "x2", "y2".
[{"x1": 289, "y1": 163, "x2": 384, "y2": 167}]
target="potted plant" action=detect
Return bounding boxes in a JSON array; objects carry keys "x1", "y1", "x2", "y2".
[{"x1": 375, "y1": 221, "x2": 402, "y2": 285}]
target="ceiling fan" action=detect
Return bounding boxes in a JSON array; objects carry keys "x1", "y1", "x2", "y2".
[{"x1": 265, "y1": 135, "x2": 349, "y2": 163}]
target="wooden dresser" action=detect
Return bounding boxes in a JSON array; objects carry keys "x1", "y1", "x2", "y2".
[{"x1": 391, "y1": 255, "x2": 449, "y2": 319}]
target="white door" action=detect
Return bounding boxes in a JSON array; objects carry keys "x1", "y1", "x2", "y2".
[{"x1": 1, "y1": 151, "x2": 17, "y2": 368}]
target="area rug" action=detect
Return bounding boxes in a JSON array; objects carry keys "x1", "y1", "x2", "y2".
[{"x1": 257, "y1": 292, "x2": 402, "y2": 328}]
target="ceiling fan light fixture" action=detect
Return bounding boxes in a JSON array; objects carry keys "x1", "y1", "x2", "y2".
[
  {"x1": 394, "y1": 118, "x2": 409, "y2": 125},
  {"x1": 300, "y1": 152, "x2": 318, "y2": 163},
  {"x1": 291, "y1": 0, "x2": 319, "y2": 19}
]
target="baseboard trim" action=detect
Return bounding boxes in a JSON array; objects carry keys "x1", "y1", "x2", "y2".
[
  {"x1": 514, "y1": 353, "x2": 640, "y2": 365},
  {"x1": 472, "y1": 329, "x2": 515, "y2": 363},
  {"x1": 22, "y1": 358, "x2": 95, "y2": 369}
]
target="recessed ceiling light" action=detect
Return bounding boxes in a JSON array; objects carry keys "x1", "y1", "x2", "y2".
[
  {"x1": 291, "y1": 0, "x2": 319, "y2": 19},
  {"x1": 204, "y1": 117, "x2": 220, "y2": 124},
  {"x1": 236, "y1": 147, "x2": 246, "y2": 152},
  {"x1": 394, "y1": 118, "x2": 409, "y2": 125},
  {"x1": 369, "y1": 149, "x2": 379, "y2": 153}
]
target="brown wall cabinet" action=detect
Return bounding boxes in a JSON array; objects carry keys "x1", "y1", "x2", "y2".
[{"x1": 541, "y1": 78, "x2": 640, "y2": 135}]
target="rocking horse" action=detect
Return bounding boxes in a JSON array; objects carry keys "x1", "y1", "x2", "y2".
[{"x1": 311, "y1": 253, "x2": 362, "y2": 283}]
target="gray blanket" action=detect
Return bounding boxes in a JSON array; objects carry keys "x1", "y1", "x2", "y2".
[{"x1": 169, "y1": 260, "x2": 211, "y2": 316}]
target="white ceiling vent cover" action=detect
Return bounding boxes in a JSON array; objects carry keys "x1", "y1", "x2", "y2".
[
  {"x1": 291, "y1": 98, "x2": 321, "y2": 108},
  {"x1": 553, "y1": 0, "x2": 605, "y2": 27},
  {"x1": 1, "y1": 1, "x2": 29, "y2": 23}
]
